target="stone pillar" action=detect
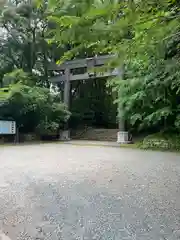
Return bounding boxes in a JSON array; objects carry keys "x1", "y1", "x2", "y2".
[
  {"x1": 60, "y1": 68, "x2": 71, "y2": 141},
  {"x1": 64, "y1": 68, "x2": 70, "y2": 107},
  {"x1": 117, "y1": 67, "x2": 131, "y2": 144}
]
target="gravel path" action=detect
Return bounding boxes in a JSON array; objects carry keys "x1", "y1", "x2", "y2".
[{"x1": 0, "y1": 143, "x2": 180, "y2": 240}]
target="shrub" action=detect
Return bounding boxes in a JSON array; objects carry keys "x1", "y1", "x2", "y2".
[{"x1": 0, "y1": 83, "x2": 70, "y2": 135}]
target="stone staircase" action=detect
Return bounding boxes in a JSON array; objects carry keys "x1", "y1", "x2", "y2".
[{"x1": 71, "y1": 127, "x2": 118, "y2": 142}]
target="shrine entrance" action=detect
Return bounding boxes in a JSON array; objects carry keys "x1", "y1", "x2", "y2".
[{"x1": 49, "y1": 55, "x2": 130, "y2": 143}]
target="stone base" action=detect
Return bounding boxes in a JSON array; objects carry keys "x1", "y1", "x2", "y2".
[
  {"x1": 59, "y1": 130, "x2": 71, "y2": 141},
  {"x1": 117, "y1": 131, "x2": 131, "y2": 144}
]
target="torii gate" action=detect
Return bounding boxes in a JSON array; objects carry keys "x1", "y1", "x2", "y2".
[{"x1": 49, "y1": 55, "x2": 130, "y2": 143}]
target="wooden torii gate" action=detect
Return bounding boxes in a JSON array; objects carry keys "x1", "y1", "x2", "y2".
[{"x1": 49, "y1": 55, "x2": 130, "y2": 143}]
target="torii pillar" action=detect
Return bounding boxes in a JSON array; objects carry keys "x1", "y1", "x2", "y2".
[
  {"x1": 59, "y1": 68, "x2": 71, "y2": 141},
  {"x1": 116, "y1": 68, "x2": 130, "y2": 143}
]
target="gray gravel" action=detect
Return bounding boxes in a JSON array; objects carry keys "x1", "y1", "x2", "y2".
[{"x1": 0, "y1": 143, "x2": 180, "y2": 240}]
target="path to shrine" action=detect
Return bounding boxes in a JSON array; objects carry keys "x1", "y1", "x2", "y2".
[{"x1": 0, "y1": 143, "x2": 179, "y2": 240}]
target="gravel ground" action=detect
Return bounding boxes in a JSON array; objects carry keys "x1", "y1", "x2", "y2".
[{"x1": 0, "y1": 143, "x2": 180, "y2": 240}]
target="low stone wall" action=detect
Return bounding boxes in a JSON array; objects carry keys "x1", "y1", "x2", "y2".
[
  {"x1": 0, "y1": 133, "x2": 60, "y2": 144},
  {"x1": 0, "y1": 133, "x2": 40, "y2": 143},
  {"x1": 0, "y1": 135, "x2": 15, "y2": 143},
  {"x1": 21, "y1": 133, "x2": 40, "y2": 142},
  {"x1": 141, "y1": 134, "x2": 180, "y2": 151}
]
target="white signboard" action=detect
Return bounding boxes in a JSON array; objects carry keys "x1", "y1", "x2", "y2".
[{"x1": 0, "y1": 121, "x2": 16, "y2": 135}]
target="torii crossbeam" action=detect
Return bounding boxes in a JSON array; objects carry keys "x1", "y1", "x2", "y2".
[{"x1": 49, "y1": 55, "x2": 130, "y2": 143}]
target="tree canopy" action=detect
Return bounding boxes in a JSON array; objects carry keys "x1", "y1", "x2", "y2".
[{"x1": 0, "y1": 0, "x2": 180, "y2": 137}]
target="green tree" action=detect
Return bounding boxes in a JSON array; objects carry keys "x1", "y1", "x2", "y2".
[
  {"x1": 47, "y1": 0, "x2": 180, "y2": 133},
  {"x1": 0, "y1": 0, "x2": 51, "y2": 86}
]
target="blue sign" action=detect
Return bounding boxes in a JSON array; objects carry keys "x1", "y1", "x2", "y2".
[{"x1": 0, "y1": 121, "x2": 16, "y2": 135}]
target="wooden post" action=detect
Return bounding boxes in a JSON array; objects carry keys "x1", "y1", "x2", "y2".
[
  {"x1": 60, "y1": 68, "x2": 71, "y2": 140},
  {"x1": 118, "y1": 113, "x2": 125, "y2": 131},
  {"x1": 14, "y1": 127, "x2": 19, "y2": 143},
  {"x1": 87, "y1": 57, "x2": 96, "y2": 78},
  {"x1": 64, "y1": 68, "x2": 70, "y2": 108},
  {"x1": 117, "y1": 67, "x2": 130, "y2": 143},
  {"x1": 117, "y1": 68, "x2": 125, "y2": 131}
]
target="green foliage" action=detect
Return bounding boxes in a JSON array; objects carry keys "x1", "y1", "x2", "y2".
[
  {"x1": 1, "y1": 0, "x2": 180, "y2": 139},
  {"x1": 47, "y1": 0, "x2": 180, "y2": 61},
  {"x1": 0, "y1": 0, "x2": 119, "y2": 136},
  {"x1": 47, "y1": 0, "x2": 180, "y2": 135},
  {"x1": 0, "y1": 83, "x2": 70, "y2": 135},
  {"x1": 114, "y1": 57, "x2": 180, "y2": 132},
  {"x1": 0, "y1": 0, "x2": 51, "y2": 87},
  {"x1": 3, "y1": 69, "x2": 36, "y2": 86}
]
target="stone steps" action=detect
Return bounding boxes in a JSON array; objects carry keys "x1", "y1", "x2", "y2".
[{"x1": 71, "y1": 128, "x2": 118, "y2": 142}]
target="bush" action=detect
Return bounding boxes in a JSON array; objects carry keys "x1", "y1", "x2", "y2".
[{"x1": 0, "y1": 83, "x2": 70, "y2": 136}]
